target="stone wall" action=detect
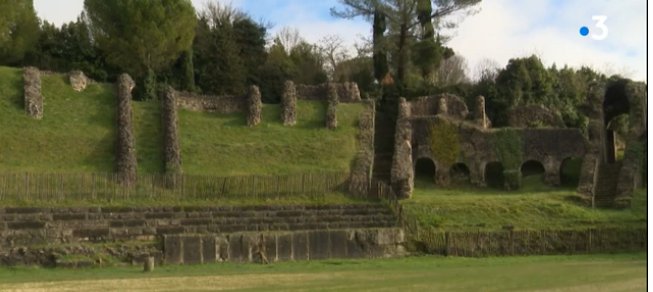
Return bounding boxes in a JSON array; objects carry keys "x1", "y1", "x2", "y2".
[
  {"x1": 507, "y1": 104, "x2": 565, "y2": 128},
  {"x1": 68, "y1": 70, "x2": 89, "y2": 92},
  {"x1": 408, "y1": 94, "x2": 469, "y2": 120},
  {"x1": 296, "y1": 82, "x2": 361, "y2": 103},
  {"x1": 162, "y1": 87, "x2": 181, "y2": 174},
  {"x1": 23, "y1": 67, "x2": 43, "y2": 119},
  {"x1": 0, "y1": 204, "x2": 397, "y2": 249},
  {"x1": 175, "y1": 91, "x2": 246, "y2": 114},
  {"x1": 348, "y1": 100, "x2": 375, "y2": 196},
  {"x1": 116, "y1": 74, "x2": 137, "y2": 186},
  {"x1": 325, "y1": 83, "x2": 338, "y2": 129},
  {"x1": 164, "y1": 228, "x2": 404, "y2": 264}
]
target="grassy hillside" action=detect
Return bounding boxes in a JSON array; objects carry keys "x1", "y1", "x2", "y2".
[
  {"x1": 403, "y1": 177, "x2": 647, "y2": 231},
  {"x1": 0, "y1": 67, "x2": 364, "y2": 176}
]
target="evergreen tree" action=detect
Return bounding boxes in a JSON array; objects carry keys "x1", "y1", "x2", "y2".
[{"x1": 0, "y1": 0, "x2": 39, "y2": 65}]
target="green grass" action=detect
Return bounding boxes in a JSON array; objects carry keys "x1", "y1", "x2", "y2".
[
  {"x1": 178, "y1": 101, "x2": 363, "y2": 176},
  {"x1": 0, "y1": 253, "x2": 645, "y2": 291},
  {"x1": 403, "y1": 177, "x2": 647, "y2": 231},
  {"x1": 0, "y1": 67, "x2": 116, "y2": 173},
  {"x1": 0, "y1": 66, "x2": 364, "y2": 177}
]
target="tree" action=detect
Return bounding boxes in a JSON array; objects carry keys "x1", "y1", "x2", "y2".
[
  {"x1": 0, "y1": 0, "x2": 39, "y2": 65},
  {"x1": 83, "y1": 0, "x2": 197, "y2": 82},
  {"x1": 434, "y1": 55, "x2": 469, "y2": 86},
  {"x1": 332, "y1": 0, "x2": 480, "y2": 88},
  {"x1": 318, "y1": 35, "x2": 349, "y2": 79}
]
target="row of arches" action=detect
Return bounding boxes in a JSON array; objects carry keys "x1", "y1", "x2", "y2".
[{"x1": 414, "y1": 157, "x2": 583, "y2": 189}]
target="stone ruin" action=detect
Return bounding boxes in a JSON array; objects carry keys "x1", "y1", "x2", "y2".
[
  {"x1": 116, "y1": 73, "x2": 137, "y2": 186},
  {"x1": 348, "y1": 100, "x2": 375, "y2": 196},
  {"x1": 68, "y1": 70, "x2": 89, "y2": 92},
  {"x1": 507, "y1": 104, "x2": 565, "y2": 128},
  {"x1": 389, "y1": 81, "x2": 646, "y2": 208},
  {"x1": 162, "y1": 87, "x2": 181, "y2": 175},
  {"x1": 296, "y1": 82, "x2": 361, "y2": 103},
  {"x1": 325, "y1": 83, "x2": 338, "y2": 129},
  {"x1": 23, "y1": 67, "x2": 43, "y2": 119},
  {"x1": 281, "y1": 80, "x2": 297, "y2": 126},
  {"x1": 247, "y1": 85, "x2": 262, "y2": 127}
]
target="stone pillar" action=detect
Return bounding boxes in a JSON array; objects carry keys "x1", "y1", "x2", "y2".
[
  {"x1": 543, "y1": 157, "x2": 561, "y2": 186},
  {"x1": 326, "y1": 83, "x2": 338, "y2": 129},
  {"x1": 437, "y1": 97, "x2": 448, "y2": 115},
  {"x1": 390, "y1": 98, "x2": 414, "y2": 199},
  {"x1": 162, "y1": 87, "x2": 181, "y2": 175},
  {"x1": 116, "y1": 74, "x2": 137, "y2": 186},
  {"x1": 474, "y1": 95, "x2": 490, "y2": 129},
  {"x1": 23, "y1": 67, "x2": 43, "y2": 119},
  {"x1": 348, "y1": 100, "x2": 375, "y2": 196},
  {"x1": 69, "y1": 70, "x2": 89, "y2": 92},
  {"x1": 347, "y1": 82, "x2": 361, "y2": 102},
  {"x1": 247, "y1": 85, "x2": 262, "y2": 127},
  {"x1": 281, "y1": 80, "x2": 297, "y2": 126}
]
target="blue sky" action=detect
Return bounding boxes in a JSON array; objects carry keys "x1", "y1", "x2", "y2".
[{"x1": 33, "y1": 0, "x2": 647, "y2": 81}]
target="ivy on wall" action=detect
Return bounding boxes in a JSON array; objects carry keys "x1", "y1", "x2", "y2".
[
  {"x1": 491, "y1": 129, "x2": 523, "y2": 190},
  {"x1": 429, "y1": 120, "x2": 460, "y2": 167}
]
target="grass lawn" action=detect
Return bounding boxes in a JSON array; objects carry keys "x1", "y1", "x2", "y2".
[
  {"x1": 0, "y1": 253, "x2": 645, "y2": 291},
  {"x1": 0, "y1": 66, "x2": 364, "y2": 177},
  {"x1": 403, "y1": 176, "x2": 647, "y2": 231}
]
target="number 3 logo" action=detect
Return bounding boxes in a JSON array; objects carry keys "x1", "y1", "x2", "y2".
[{"x1": 591, "y1": 15, "x2": 608, "y2": 40}]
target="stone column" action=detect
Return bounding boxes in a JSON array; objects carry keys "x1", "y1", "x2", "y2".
[
  {"x1": 116, "y1": 74, "x2": 137, "y2": 186},
  {"x1": 543, "y1": 157, "x2": 561, "y2": 186},
  {"x1": 437, "y1": 97, "x2": 448, "y2": 116},
  {"x1": 326, "y1": 83, "x2": 338, "y2": 129},
  {"x1": 247, "y1": 85, "x2": 262, "y2": 127},
  {"x1": 474, "y1": 95, "x2": 490, "y2": 129},
  {"x1": 281, "y1": 80, "x2": 297, "y2": 126},
  {"x1": 348, "y1": 100, "x2": 375, "y2": 196},
  {"x1": 163, "y1": 87, "x2": 181, "y2": 175},
  {"x1": 23, "y1": 67, "x2": 43, "y2": 119},
  {"x1": 390, "y1": 98, "x2": 414, "y2": 199}
]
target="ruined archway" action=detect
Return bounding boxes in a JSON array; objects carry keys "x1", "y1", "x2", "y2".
[
  {"x1": 450, "y1": 163, "x2": 471, "y2": 185},
  {"x1": 603, "y1": 80, "x2": 631, "y2": 163},
  {"x1": 560, "y1": 157, "x2": 583, "y2": 187},
  {"x1": 484, "y1": 162, "x2": 505, "y2": 189},
  {"x1": 414, "y1": 158, "x2": 436, "y2": 187},
  {"x1": 521, "y1": 160, "x2": 545, "y2": 185}
]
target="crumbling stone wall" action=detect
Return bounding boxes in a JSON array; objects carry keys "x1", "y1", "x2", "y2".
[
  {"x1": 247, "y1": 85, "x2": 262, "y2": 127},
  {"x1": 390, "y1": 98, "x2": 414, "y2": 198},
  {"x1": 23, "y1": 67, "x2": 43, "y2": 119},
  {"x1": 409, "y1": 94, "x2": 469, "y2": 120},
  {"x1": 474, "y1": 96, "x2": 491, "y2": 129},
  {"x1": 325, "y1": 83, "x2": 338, "y2": 129},
  {"x1": 175, "y1": 91, "x2": 246, "y2": 114},
  {"x1": 116, "y1": 74, "x2": 137, "y2": 186},
  {"x1": 296, "y1": 82, "x2": 361, "y2": 103},
  {"x1": 348, "y1": 100, "x2": 375, "y2": 196},
  {"x1": 69, "y1": 70, "x2": 89, "y2": 92},
  {"x1": 162, "y1": 87, "x2": 181, "y2": 175},
  {"x1": 508, "y1": 104, "x2": 565, "y2": 128},
  {"x1": 281, "y1": 80, "x2": 297, "y2": 126}
]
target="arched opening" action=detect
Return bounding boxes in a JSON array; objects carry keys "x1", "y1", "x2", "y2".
[
  {"x1": 450, "y1": 163, "x2": 471, "y2": 185},
  {"x1": 603, "y1": 80, "x2": 631, "y2": 163},
  {"x1": 414, "y1": 158, "x2": 436, "y2": 187},
  {"x1": 521, "y1": 160, "x2": 545, "y2": 186},
  {"x1": 484, "y1": 162, "x2": 505, "y2": 189},
  {"x1": 560, "y1": 157, "x2": 583, "y2": 187}
]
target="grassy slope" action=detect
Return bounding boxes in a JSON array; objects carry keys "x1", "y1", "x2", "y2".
[
  {"x1": 0, "y1": 254, "x2": 645, "y2": 291},
  {"x1": 0, "y1": 67, "x2": 116, "y2": 173},
  {"x1": 0, "y1": 67, "x2": 363, "y2": 177},
  {"x1": 404, "y1": 176, "x2": 647, "y2": 231},
  {"x1": 178, "y1": 101, "x2": 363, "y2": 176}
]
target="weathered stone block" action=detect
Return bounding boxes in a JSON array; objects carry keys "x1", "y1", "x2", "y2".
[
  {"x1": 308, "y1": 230, "x2": 330, "y2": 260},
  {"x1": 183, "y1": 236, "x2": 203, "y2": 264},
  {"x1": 247, "y1": 85, "x2": 262, "y2": 127},
  {"x1": 277, "y1": 233, "x2": 293, "y2": 261},
  {"x1": 116, "y1": 73, "x2": 137, "y2": 186},
  {"x1": 202, "y1": 236, "x2": 216, "y2": 263},
  {"x1": 162, "y1": 86, "x2": 181, "y2": 175},
  {"x1": 292, "y1": 232, "x2": 309, "y2": 261},
  {"x1": 8, "y1": 221, "x2": 45, "y2": 230},
  {"x1": 281, "y1": 80, "x2": 297, "y2": 126},
  {"x1": 23, "y1": 67, "x2": 43, "y2": 119},
  {"x1": 329, "y1": 230, "x2": 348, "y2": 259},
  {"x1": 164, "y1": 235, "x2": 183, "y2": 264},
  {"x1": 69, "y1": 70, "x2": 88, "y2": 92}
]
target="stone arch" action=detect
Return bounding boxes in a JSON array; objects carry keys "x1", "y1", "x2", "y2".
[
  {"x1": 521, "y1": 160, "x2": 545, "y2": 184},
  {"x1": 414, "y1": 157, "x2": 437, "y2": 186},
  {"x1": 450, "y1": 163, "x2": 471, "y2": 185},
  {"x1": 484, "y1": 162, "x2": 505, "y2": 189},
  {"x1": 560, "y1": 157, "x2": 583, "y2": 187},
  {"x1": 603, "y1": 80, "x2": 631, "y2": 163}
]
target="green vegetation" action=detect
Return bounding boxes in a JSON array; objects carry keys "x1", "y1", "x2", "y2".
[
  {"x1": 428, "y1": 120, "x2": 460, "y2": 167},
  {"x1": 404, "y1": 178, "x2": 646, "y2": 231},
  {"x1": 0, "y1": 253, "x2": 645, "y2": 291},
  {"x1": 0, "y1": 67, "x2": 363, "y2": 177},
  {"x1": 177, "y1": 101, "x2": 363, "y2": 176}
]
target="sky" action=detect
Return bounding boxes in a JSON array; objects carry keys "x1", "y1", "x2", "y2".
[{"x1": 33, "y1": 0, "x2": 647, "y2": 82}]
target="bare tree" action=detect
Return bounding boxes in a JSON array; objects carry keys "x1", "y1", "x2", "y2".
[
  {"x1": 435, "y1": 55, "x2": 470, "y2": 85},
  {"x1": 474, "y1": 58, "x2": 500, "y2": 82},
  {"x1": 275, "y1": 27, "x2": 303, "y2": 53},
  {"x1": 319, "y1": 35, "x2": 350, "y2": 78},
  {"x1": 200, "y1": 2, "x2": 246, "y2": 28}
]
